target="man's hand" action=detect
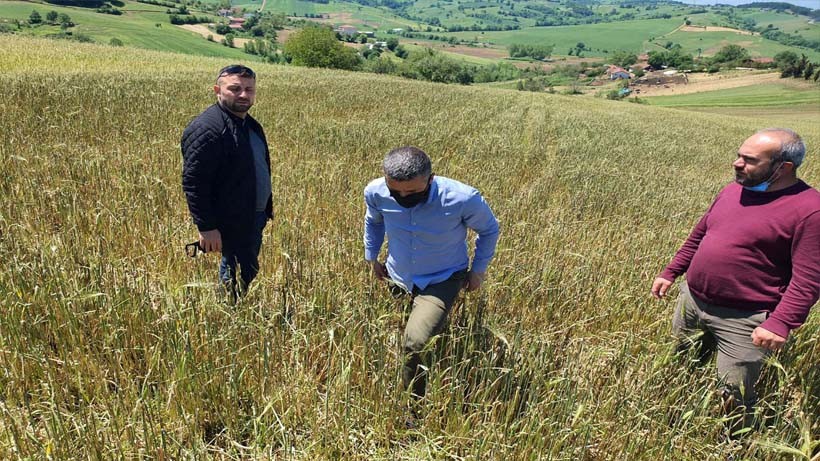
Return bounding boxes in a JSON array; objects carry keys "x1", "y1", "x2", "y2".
[
  {"x1": 464, "y1": 271, "x2": 485, "y2": 292},
  {"x1": 199, "y1": 229, "x2": 222, "y2": 253},
  {"x1": 370, "y1": 260, "x2": 388, "y2": 280},
  {"x1": 651, "y1": 277, "x2": 673, "y2": 299},
  {"x1": 751, "y1": 327, "x2": 786, "y2": 351}
]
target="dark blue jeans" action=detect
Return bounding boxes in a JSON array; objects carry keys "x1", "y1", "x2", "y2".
[{"x1": 219, "y1": 212, "x2": 268, "y2": 289}]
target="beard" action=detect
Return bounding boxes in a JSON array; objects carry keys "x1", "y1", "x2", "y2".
[
  {"x1": 735, "y1": 163, "x2": 778, "y2": 187},
  {"x1": 219, "y1": 97, "x2": 253, "y2": 114},
  {"x1": 222, "y1": 99, "x2": 253, "y2": 114}
]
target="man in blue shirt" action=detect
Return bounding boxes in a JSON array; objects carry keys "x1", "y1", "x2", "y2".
[{"x1": 364, "y1": 146, "x2": 500, "y2": 399}]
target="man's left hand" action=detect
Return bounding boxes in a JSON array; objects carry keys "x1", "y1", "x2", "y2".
[
  {"x1": 751, "y1": 327, "x2": 786, "y2": 351},
  {"x1": 464, "y1": 271, "x2": 485, "y2": 292}
]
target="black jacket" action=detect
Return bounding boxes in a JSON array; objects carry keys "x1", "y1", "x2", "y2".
[{"x1": 181, "y1": 103, "x2": 273, "y2": 244}]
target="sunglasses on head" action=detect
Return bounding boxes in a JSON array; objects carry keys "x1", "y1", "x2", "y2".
[{"x1": 217, "y1": 65, "x2": 256, "y2": 80}]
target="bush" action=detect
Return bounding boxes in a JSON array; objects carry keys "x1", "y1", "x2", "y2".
[
  {"x1": 29, "y1": 10, "x2": 43, "y2": 24},
  {"x1": 365, "y1": 56, "x2": 398, "y2": 74},
  {"x1": 109, "y1": 37, "x2": 123, "y2": 46},
  {"x1": 508, "y1": 43, "x2": 553, "y2": 60}
]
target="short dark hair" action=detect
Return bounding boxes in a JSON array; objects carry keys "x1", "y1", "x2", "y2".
[
  {"x1": 383, "y1": 146, "x2": 432, "y2": 181},
  {"x1": 216, "y1": 64, "x2": 256, "y2": 83}
]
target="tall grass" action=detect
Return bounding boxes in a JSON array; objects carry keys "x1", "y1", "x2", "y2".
[{"x1": 0, "y1": 35, "x2": 818, "y2": 459}]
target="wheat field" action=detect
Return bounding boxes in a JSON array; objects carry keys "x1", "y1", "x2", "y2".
[{"x1": 0, "y1": 36, "x2": 818, "y2": 459}]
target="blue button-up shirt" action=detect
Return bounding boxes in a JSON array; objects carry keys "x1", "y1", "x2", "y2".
[{"x1": 364, "y1": 176, "x2": 500, "y2": 291}]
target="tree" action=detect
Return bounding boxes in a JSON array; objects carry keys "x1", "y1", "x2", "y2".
[
  {"x1": 58, "y1": 13, "x2": 73, "y2": 29},
  {"x1": 386, "y1": 36, "x2": 399, "y2": 51},
  {"x1": 774, "y1": 50, "x2": 799, "y2": 77},
  {"x1": 283, "y1": 25, "x2": 361, "y2": 70},
  {"x1": 711, "y1": 44, "x2": 748, "y2": 65},
  {"x1": 610, "y1": 50, "x2": 637, "y2": 67},
  {"x1": 110, "y1": 37, "x2": 123, "y2": 46},
  {"x1": 804, "y1": 62, "x2": 816, "y2": 80},
  {"x1": 224, "y1": 32, "x2": 235, "y2": 48},
  {"x1": 29, "y1": 10, "x2": 42, "y2": 24},
  {"x1": 46, "y1": 11, "x2": 59, "y2": 24},
  {"x1": 394, "y1": 45, "x2": 408, "y2": 59}
]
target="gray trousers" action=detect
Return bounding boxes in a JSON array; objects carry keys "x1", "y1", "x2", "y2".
[
  {"x1": 400, "y1": 270, "x2": 467, "y2": 398},
  {"x1": 673, "y1": 281, "x2": 770, "y2": 408}
]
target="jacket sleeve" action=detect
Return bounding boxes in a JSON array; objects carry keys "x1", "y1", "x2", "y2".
[{"x1": 181, "y1": 124, "x2": 221, "y2": 232}]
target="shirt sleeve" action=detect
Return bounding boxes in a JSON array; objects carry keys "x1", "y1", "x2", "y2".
[
  {"x1": 759, "y1": 210, "x2": 820, "y2": 338},
  {"x1": 463, "y1": 191, "x2": 499, "y2": 274},
  {"x1": 659, "y1": 192, "x2": 724, "y2": 281},
  {"x1": 363, "y1": 187, "x2": 385, "y2": 262}
]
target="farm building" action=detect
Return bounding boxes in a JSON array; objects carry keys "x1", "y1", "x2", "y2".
[
  {"x1": 606, "y1": 65, "x2": 631, "y2": 80},
  {"x1": 335, "y1": 25, "x2": 359, "y2": 36},
  {"x1": 228, "y1": 17, "x2": 245, "y2": 30}
]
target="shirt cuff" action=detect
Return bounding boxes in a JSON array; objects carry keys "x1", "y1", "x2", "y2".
[
  {"x1": 658, "y1": 269, "x2": 678, "y2": 282},
  {"x1": 470, "y1": 260, "x2": 490, "y2": 274},
  {"x1": 759, "y1": 317, "x2": 790, "y2": 339},
  {"x1": 364, "y1": 248, "x2": 379, "y2": 261}
]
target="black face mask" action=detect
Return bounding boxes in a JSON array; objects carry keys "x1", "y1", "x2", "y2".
[{"x1": 390, "y1": 184, "x2": 430, "y2": 208}]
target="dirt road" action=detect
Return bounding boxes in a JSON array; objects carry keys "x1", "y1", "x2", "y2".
[{"x1": 178, "y1": 24, "x2": 251, "y2": 48}]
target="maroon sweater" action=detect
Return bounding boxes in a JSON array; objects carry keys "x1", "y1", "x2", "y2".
[{"x1": 660, "y1": 180, "x2": 820, "y2": 338}]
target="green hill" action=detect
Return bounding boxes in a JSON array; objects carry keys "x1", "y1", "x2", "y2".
[
  {"x1": 0, "y1": 0, "x2": 257, "y2": 59},
  {"x1": 1, "y1": 35, "x2": 818, "y2": 459}
]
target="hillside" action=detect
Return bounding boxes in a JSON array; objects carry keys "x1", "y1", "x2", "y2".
[{"x1": 0, "y1": 35, "x2": 818, "y2": 459}]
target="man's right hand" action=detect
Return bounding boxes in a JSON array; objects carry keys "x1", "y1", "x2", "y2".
[
  {"x1": 370, "y1": 260, "x2": 388, "y2": 280},
  {"x1": 651, "y1": 277, "x2": 673, "y2": 299},
  {"x1": 199, "y1": 229, "x2": 222, "y2": 253}
]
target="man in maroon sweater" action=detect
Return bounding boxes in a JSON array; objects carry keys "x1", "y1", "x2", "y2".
[{"x1": 652, "y1": 128, "x2": 820, "y2": 430}]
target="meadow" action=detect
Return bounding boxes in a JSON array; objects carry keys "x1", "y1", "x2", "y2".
[
  {"x1": 441, "y1": 18, "x2": 684, "y2": 56},
  {"x1": 646, "y1": 83, "x2": 820, "y2": 108},
  {"x1": 0, "y1": 35, "x2": 818, "y2": 459},
  {"x1": 0, "y1": 0, "x2": 256, "y2": 59}
]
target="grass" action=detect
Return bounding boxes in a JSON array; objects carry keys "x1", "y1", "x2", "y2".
[
  {"x1": 0, "y1": 0, "x2": 258, "y2": 59},
  {"x1": 0, "y1": 35, "x2": 818, "y2": 459},
  {"x1": 440, "y1": 18, "x2": 685, "y2": 57},
  {"x1": 645, "y1": 83, "x2": 820, "y2": 107},
  {"x1": 663, "y1": 28, "x2": 820, "y2": 62}
]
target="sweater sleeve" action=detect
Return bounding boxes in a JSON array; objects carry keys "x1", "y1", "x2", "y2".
[
  {"x1": 659, "y1": 210, "x2": 711, "y2": 282},
  {"x1": 759, "y1": 210, "x2": 820, "y2": 338}
]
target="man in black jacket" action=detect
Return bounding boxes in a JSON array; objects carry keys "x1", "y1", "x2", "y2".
[{"x1": 181, "y1": 65, "x2": 273, "y2": 300}]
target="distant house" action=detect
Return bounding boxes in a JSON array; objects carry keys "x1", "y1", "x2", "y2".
[
  {"x1": 218, "y1": 9, "x2": 232, "y2": 17},
  {"x1": 228, "y1": 17, "x2": 246, "y2": 30},
  {"x1": 390, "y1": 28, "x2": 403, "y2": 33},
  {"x1": 606, "y1": 65, "x2": 631, "y2": 80},
  {"x1": 374, "y1": 41, "x2": 387, "y2": 47},
  {"x1": 335, "y1": 25, "x2": 358, "y2": 36},
  {"x1": 362, "y1": 31, "x2": 375, "y2": 37}
]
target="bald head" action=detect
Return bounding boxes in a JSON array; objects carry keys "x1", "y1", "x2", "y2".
[{"x1": 752, "y1": 128, "x2": 806, "y2": 168}]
